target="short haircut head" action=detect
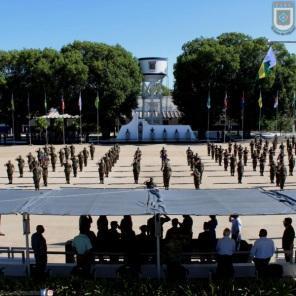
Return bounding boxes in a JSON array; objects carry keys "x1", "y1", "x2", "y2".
[
  {"x1": 259, "y1": 229, "x2": 267, "y2": 237},
  {"x1": 223, "y1": 228, "x2": 231, "y2": 237},
  {"x1": 284, "y1": 217, "x2": 292, "y2": 225}
]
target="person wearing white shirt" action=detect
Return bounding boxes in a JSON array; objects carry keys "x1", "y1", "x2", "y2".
[
  {"x1": 250, "y1": 229, "x2": 275, "y2": 277},
  {"x1": 229, "y1": 214, "x2": 242, "y2": 249},
  {"x1": 216, "y1": 228, "x2": 236, "y2": 278}
]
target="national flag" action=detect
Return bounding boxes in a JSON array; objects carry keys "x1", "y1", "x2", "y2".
[
  {"x1": 95, "y1": 94, "x2": 100, "y2": 110},
  {"x1": 206, "y1": 90, "x2": 211, "y2": 110},
  {"x1": 258, "y1": 47, "x2": 277, "y2": 79},
  {"x1": 78, "y1": 91, "x2": 82, "y2": 112},
  {"x1": 258, "y1": 90, "x2": 263, "y2": 109},
  {"x1": 224, "y1": 92, "x2": 228, "y2": 110},
  {"x1": 61, "y1": 96, "x2": 65, "y2": 113},
  {"x1": 44, "y1": 94, "x2": 47, "y2": 112},
  {"x1": 11, "y1": 93, "x2": 15, "y2": 111},
  {"x1": 273, "y1": 91, "x2": 279, "y2": 109},
  {"x1": 241, "y1": 91, "x2": 245, "y2": 110}
]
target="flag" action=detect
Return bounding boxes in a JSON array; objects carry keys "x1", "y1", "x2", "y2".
[
  {"x1": 11, "y1": 93, "x2": 15, "y2": 111},
  {"x1": 95, "y1": 94, "x2": 99, "y2": 110},
  {"x1": 206, "y1": 90, "x2": 211, "y2": 110},
  {"x1": 258, "y1": 47, "x2": 277, "y2": 79},
  {"x1": 44, "y1": 94, "x2": 47, "y2": 112},
  {"x1": 241, "y1": 91, "x2": 245, "y2": 110},
  {"x1": 273, "y1": 91, "x2": 279, "y2": 109},
  {"x1": 224, "y1": 92, "x2": 228, "y2": 110},
  {"x1": 78, "y1": 91, "x2": 82, "y2": 112},
  {"x1": 258, "y1": 90, "x2": 263, "y2": 109},
  {"x1": 61, "y1": 96, "x2": 65, "y2": 113}
]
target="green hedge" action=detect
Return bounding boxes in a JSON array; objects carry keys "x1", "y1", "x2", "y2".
[{"x1": 0, "y1": 278, "x2": 295, "y2": 296}]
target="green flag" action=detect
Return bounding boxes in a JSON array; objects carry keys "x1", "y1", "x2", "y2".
[
  {"x1": 95, "y1": 95, "x2": 99, "y2": 110},
  {"x1": 11, "y1": 93, "x2": 15, "y2": 111},
  {"x1": 258, "y1": 90, "x2": 263, "y2": 109}
]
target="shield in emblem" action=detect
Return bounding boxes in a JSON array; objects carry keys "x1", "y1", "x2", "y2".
[{"x1": 272, "y1": 1, "x2": 295, "y2": 34}]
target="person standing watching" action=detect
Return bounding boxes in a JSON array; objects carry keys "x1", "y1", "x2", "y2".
[
  {"x1": 229, "y1": 214, "x2": 242, "y2": 250},
  {"x1": 250, "y1": 229, "x2": 275, "y2": 277},
  {"x1": 216, "y1": 228, "x2": 236, "y2": 279},
  {"x1": 31, "y1": 225, "x2": 47, "y2": 274},
  {"x1": 282, "y1": 217, "x2": 295, "y2": 263}
]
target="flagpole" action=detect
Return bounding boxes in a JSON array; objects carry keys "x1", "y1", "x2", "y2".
[
  {"x1": 44, "y1": 90, "x2": 48, "y2": 145},
  {"x1": 62, "y1": 95, "x2": 65, "y2": 145},
  {"x1": 241, "y1": 91, "x2": 244, "y2": 141},
  {"x1": 259, "y1": 108, "x2": 261, "y2": 133},
  {"x1": 224, "y1": 108, "x2": 226, "y2": 143},
  {"x1": 96, "y1": 90, "x2": 99, "y2": 143},
  {"x1": 27, "y1": 93, "x2": 32, "y2": 145},
  {"x1": 207, "y1": 109, "x2": 210, "y2": 141},
  {"x1": 79, "y1": 91, "x2": 82, "y2": 144},
  {"x1": 11, "y1": 93, "x2": 15, "y2": 145}
]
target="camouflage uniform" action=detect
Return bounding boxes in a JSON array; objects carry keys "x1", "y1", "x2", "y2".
[
  {"x1": 64, "y1": 161, "x2": 72, "y2": 184},
  {"x1": 16, "y1": 156, "x2": 25, "y2": 177},
  {"x1": 71, "y1": 156, "x2": 79, "y2": 177},
  {"x1": 32, "y1": 164, "x2": 42, "y2": 190},
  {"x1": 5, "y1": 161, "x2": 14, "y2": 184},
  {"x1": 90, "y1": 144, "x2": 95, "y2": 160},
  {"x1": 162, "y1": 161, "x2": 172, "y2": 190}
]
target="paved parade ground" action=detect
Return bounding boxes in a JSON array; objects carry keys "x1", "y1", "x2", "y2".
[{"x1": 0, "y1": 143, "x2": 295, "y2": 262}]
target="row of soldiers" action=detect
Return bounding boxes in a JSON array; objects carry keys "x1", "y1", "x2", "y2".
[
  {"x1": 208, "y1": 137, "x2": 288, "y2": 188},
  {"x1": 207, "y1": 143, "x2": 244, "y2": 183},
  {"x1": 97, "y1": 145, "x2": 121, "y2": 184},
  {"x1": 186, "y1": 147, "x2": 204, "y2": 189},
  {"x1": 160, "y1": 147, "x2": 172, "y2": 190},
  {"x1": 5, "y1": 144, "x2": 97, "y2": 189}
]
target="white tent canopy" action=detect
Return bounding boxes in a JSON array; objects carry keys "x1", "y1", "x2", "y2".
[{"x1": 40, "y1": 108, "x2": 79, "y2": 119}]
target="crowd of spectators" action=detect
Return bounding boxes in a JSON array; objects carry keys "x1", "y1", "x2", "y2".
[{"x1": 30, "y1": 215, "x2": 295, "y2": 279}]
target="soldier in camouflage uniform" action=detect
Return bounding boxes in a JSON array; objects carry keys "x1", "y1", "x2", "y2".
[
  {"x1": 230, "y1": 154, "x2": 236, "y2": 176},
  {"x1": 83, "y1": 147, "x2": 89, "y2": 167},
  {"x1": 78, "y1": 152, "x2": 84, "y2": 172},
  {"x1": 59, "y1": 149, "x2": 65, "y2": 167},
  {"x1": 269, "y1": 160, "x2": 276, "y2": 184},
  {"x1": 279, "y1": 162, "x2": 287, "y2": 190},
  {"x1": 32, "y1": 163, "x2": 42, "y2": 191},
  {"x1": 51, "y1": 152, "x2": 57, "y2": 172},
  {"x1": 98, "y1": 159, "x2": 105, "y2": 184},
  {"x1": 259, "y1": 154, "x2": 265, "y2": 176},
  {"x1": 252, "y1": 151, "x2": 258, "y2": 171},
  {"x1": 237, "y1": 160, "x2": 244, "y2": 184},
  {"x1": 132, "y1": 158, "x2": 141, "y2": 184},
  {"x1": 89, "y1": 143, "x2": 95, "y2": 160},
  {"x1": 70, "y1": 145, "x2": 75, "y2": 159},
  {"x1": 162, "y1": 159, "x2": 172, "y2": 190},
  {"x1": 223, "y1": 150, "x2": 229, "y2": 171},
  {"x1": 5, "y1": 160, "x2": 14, "y2": 184},
  {"x1": 16, "y1": 155, "x2": 25, "y2": 177},
  {"x1": 27, "y1": 152, "x2": 34, "y2": 172},
  {"x1": 71, "y1": 156, "x2": 79, "y2": 177},
  {"x1": 288, "y1": 154, "x2": 295, "y2": 176},
  {"x1": 195, "y1": 158, "x2": 204, "y2": 184},
  {"x1": 41, "y1": 161, "x2": 48, "y2": 187},
  {"x1": 243, "y1": 147, "x2": 248, "y2": 166},
  {"x1": 64, "y1": 145, "x2": 70, "y2": 160},
  {"x1": 192, "y1": 167, "x2": 201, "y2": 189},
  {"x1": 64, "y1": 160, "x2": 72, "y2": 184}
]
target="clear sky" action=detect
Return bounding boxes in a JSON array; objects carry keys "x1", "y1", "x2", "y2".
[{"x1": 0, "y1": 0, "x2": 295, "y2": 87}]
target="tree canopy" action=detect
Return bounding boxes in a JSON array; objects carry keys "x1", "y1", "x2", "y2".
[
  {"x1": 0, "y1": 41, "x2": 142, "y2": 137},
  {"x1": 173, "y1": 33, "x2": 296, "y2": 131}
]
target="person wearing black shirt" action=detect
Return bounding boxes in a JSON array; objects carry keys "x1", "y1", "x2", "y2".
[
  {"x1": 282, "y1": 217, "x2": 295, "y2": 262},
  {"x1": 31, "y1": 225, "x2": 47, "y2": 274}
]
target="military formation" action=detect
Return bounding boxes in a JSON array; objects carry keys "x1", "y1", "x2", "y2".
[
  {"x1": 4, "y1": 144, "x2": 120, "y2": 190},
  {"x1": 208, "y1": 135, "x2": 290, "y2": 190},
  {"x1": 2, "y1": 136, "x2": 295, "y2": 190},
  {"x1": 97, "y1": 145, "x2": 120, "y2": 184},
  {"x1": 186, "y1": 147, "x2": 204, "y2": 189}
]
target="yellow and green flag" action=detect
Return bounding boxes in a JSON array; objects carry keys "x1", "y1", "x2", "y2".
[{"x1": 258, "y1": 47, "x2": 277, "y2": 79}]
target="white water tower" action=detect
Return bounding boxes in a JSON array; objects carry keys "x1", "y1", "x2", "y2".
[{"x1": 139, "y1": 57, "x2": 168, "y2": 124}]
